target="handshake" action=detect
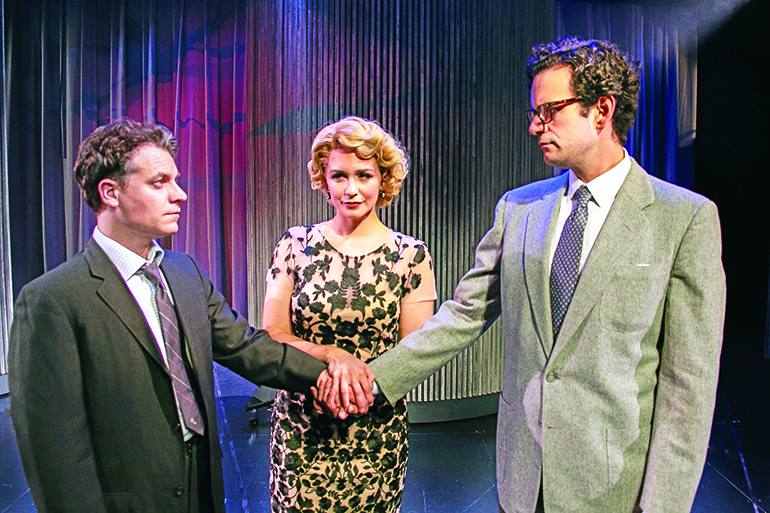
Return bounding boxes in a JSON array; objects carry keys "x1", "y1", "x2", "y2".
[{"x1": 311, "y1": 346, "x2": 378, "y2": 419}]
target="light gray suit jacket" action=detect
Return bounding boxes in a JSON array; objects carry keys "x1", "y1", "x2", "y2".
[{"x1": 370, "y1": 159, "x2": 725, "y2": 513}]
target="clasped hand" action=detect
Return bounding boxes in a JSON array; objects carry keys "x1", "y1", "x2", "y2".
[{"x1": 311, "y1": 347, "x2": 375, "y2": 419}]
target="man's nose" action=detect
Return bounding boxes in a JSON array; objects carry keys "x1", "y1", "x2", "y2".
[
  {"x1": 171, "y1": 180, "x2": 188, "y2": 202},
  {"x1": 529, "y1": 117, "x2": 546, "y2": 136}
]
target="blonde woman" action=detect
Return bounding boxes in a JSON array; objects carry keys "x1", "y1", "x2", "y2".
[{"x1": 262, "y1": 116, "x2": 436, "y2": 512}]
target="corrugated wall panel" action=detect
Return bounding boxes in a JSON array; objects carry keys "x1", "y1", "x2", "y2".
[{"x1": 247, "y1": 0, "x2": 554, "y2": 401}]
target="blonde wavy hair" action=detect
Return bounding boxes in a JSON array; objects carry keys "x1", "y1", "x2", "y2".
[{"x1": 308, "y1": 116, "x2": 408, "y2": 208}]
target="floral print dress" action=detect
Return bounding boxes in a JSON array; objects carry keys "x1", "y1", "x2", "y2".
[{"x1": 267, "y1": 224, "x2": 436, "y2": 513}]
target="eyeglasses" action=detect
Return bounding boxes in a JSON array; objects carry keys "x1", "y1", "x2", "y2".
[{"x1": 527, "y1": 97, "x2": 583, "y2": 125}]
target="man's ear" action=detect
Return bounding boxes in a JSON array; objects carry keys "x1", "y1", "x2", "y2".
[
  {"x1": 594, "y1": 95, "x2": 617, "y2": 131},
  {"x1": 97, "y1": 178, "x2": 120, "y2": 208}
]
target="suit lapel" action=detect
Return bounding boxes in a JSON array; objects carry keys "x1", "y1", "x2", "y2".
[
  {"x1": 84, "y1": 239, "x2": 167, "y2": 371},
  {"x1": 523, "y1": 176, "x2": 567, "y2": 357},
  {"x1": 553, "y1": 160, "x2": 655, "y2": 352}
]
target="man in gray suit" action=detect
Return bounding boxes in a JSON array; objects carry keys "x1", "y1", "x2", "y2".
[
  {"x1": 368, "y1": 37, "x2": 726, "y2": 512},
  {"x1": 9, "y1": 120, "x2": 335, "y2": 512}
]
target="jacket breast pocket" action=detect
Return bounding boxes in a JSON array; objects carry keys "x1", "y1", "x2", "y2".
[{"x1": 599, "y1": 264, "x2": 668, "y2": 333}]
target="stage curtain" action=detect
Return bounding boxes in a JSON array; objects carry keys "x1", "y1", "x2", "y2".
[
  {"x1": 4, "y1": 0, "x2": 249, "y2": 311},
  {"x1": 0, "y1": 0, "x2": 10, "y2": 375},
  {"x1": 555, "y1": 1, "x2": 698, "y2": 188}
]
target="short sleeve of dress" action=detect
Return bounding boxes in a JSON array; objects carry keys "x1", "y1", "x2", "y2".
[
  {"x1": 266, "y1": 229, "x2": 297, "y2": 292},
  {"x1": 401, "y1": 239, "x2": 437, "y2": 304}
]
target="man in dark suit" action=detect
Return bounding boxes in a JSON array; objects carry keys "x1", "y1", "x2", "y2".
[{"x1": 9, "y1": 119, "x2": 329, "y2": 512}]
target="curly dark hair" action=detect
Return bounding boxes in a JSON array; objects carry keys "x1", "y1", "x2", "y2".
[
  {"x1": 74, "y1": 119, "x2": 178, "y2": 212},
  {"x1": 526, "y1": 36, "x2": 640, "y2": 145}
]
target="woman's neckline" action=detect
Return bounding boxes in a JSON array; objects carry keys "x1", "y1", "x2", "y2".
[{"x1": 314, "y1": 222, "x2": 395, "y2": 258}]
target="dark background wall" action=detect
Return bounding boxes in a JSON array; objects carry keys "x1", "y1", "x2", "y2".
[{"x1": 695, "y1": 0, "x2": 769, "y2": 352}]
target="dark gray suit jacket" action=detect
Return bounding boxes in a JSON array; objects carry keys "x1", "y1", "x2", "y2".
[{"x1": 9, "y1": 238, "x2": 326, "y2": 512}]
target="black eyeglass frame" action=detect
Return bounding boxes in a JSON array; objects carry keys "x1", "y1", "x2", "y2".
[{"x1": 527, "y1": 97, "x2": 583, "y2": 125}]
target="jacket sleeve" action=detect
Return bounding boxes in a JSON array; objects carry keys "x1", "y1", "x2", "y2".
[
  {"x1": 9, "y1": 285, "x2": 109, "y2": 513},
  {"x1": 640, "y1": 200, "x2": 726, "y2": 513},
  {"x1": 369, "y1": 192, "x2": 509, "y2": 401},
  {"x1": 194, "y1": 258, "x2": 327, "y2": 391}
]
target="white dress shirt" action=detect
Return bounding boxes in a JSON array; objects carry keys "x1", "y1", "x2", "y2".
[
  {"x1": 93, "y1": 227, "x2": 193, "y2": 439},
  {"x1": 548, "y1": 149, "x2": 632, "y2": 272}
]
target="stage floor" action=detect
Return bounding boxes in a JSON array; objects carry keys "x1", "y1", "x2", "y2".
[{"x1": 2, "y1": 332, "x2": 767, "y2": 512}]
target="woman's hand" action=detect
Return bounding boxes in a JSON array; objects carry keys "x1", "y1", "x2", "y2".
[
  {"x1": 321, "y1": 347, "x2": 375, "y2": 418},
  {"x1": 312, "y1": 369, "x2": 335, "y2": 415},
  {"x1": 312, "y1": 368, "x2": 373, "y2": 419}
]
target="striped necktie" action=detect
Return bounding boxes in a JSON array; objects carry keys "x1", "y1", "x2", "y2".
[{"x1": 139, "y1": 261, "x2": 205, "y2": 436}]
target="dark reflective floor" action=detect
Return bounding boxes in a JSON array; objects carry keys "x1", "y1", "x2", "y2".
[{"x1": 2, "y1": 332, "x2": 768, "y2": 512}]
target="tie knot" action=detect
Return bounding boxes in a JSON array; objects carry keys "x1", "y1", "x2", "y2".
[
  {"x1": 138, "y1": 261, "x2": 162, "y2": 287},
  {"x1": 574, "y1": 186, "x2": 592, "y2": 208}
]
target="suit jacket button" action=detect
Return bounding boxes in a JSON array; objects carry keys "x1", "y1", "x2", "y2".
[
  {"x1": 174, "y1": 488, "x2": 184, "y2": 497},
  {"x1": 546, "y1": 372, "x2": 558, "y2": 382}
]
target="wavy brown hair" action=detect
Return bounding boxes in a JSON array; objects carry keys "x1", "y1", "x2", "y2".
[
  {"x1": 308, "y1": 116, "x2": 407, "y2": 208},
  {"x1": 74, "y1": 119, "x2": 177, "y2": 212}
]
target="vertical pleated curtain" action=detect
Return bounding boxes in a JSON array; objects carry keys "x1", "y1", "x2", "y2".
[
  {"x1": 0, "y1": 0, "x2": 9, "y2": 376},
  {"x1": 3, "y1": 0, "x2": 251, "y2": 305},
  {"x1": 0, "y1": 0, "x2": 252, "y2": 378},
  {"x1": 555, "y1": 1, "x2": 698, "y2": 187}
]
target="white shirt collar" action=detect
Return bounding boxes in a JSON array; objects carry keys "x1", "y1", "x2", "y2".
[
  {"x1": 92, "y1": 227, "x2": 165, "y2": 281},
  {"x1": 565, "y1": 148, "x2": 631, "y2": 207}
]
